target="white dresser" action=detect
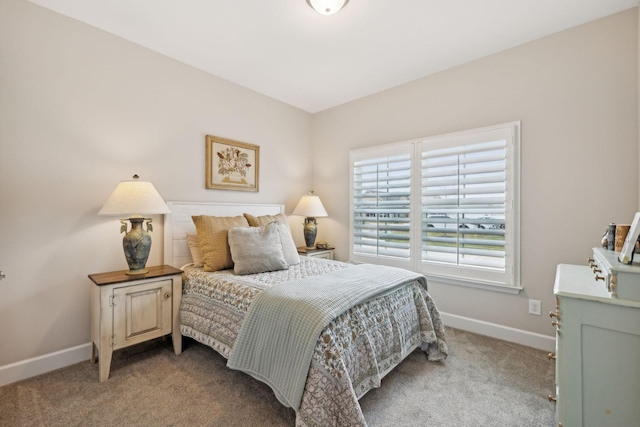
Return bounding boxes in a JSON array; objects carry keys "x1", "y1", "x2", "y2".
[{"x1": 553, "y1": 254, "x2": 640, "y2": 427}]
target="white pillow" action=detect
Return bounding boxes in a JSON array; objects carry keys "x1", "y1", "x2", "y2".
[
  {"x1": 228, "y1": 222, "x2": 289, "y2": 275},
  {"x1": 243, "y1": 213, "x2": 300, "y2": 266}
]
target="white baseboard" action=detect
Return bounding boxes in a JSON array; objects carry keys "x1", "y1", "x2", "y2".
[
  {"x1": 1, "y1": 314, "x2": 555, "y2": 387},
  {"x1": 441, "y1": 312, "x2": 556, "y2": 353},
  {"x1": 0, "y1": 343, "x2": 92, "y2": 387}
]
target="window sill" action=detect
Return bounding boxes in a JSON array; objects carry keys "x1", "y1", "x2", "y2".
[{"x1": 424, "y1": 273, "x2": 523, "y2": 294}]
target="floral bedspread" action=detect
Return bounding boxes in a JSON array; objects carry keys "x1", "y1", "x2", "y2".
[{"x1": 180, "y1": 257, "x2": 448, "y2": 426}]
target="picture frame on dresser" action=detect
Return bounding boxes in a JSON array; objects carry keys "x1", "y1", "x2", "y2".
[
  {"x1": 206, "y1": 134, "x2": 259, "y2": 192},
  {"x1": 618, "y1": 212, "x2": 640, "y2": 264}
]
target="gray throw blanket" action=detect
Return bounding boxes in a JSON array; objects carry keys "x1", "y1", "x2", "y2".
[{"x1": 226, "y1": 263, "x2": 428, "y2": 412}]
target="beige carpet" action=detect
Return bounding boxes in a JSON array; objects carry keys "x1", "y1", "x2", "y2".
[{"x1": 0, "y1": 327, "x2": 555, "y2": 426}]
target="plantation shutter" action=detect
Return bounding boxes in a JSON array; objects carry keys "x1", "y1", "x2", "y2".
[
  {"x1": 421, "y1": 136, "x2": 507, "y2": 271},
  {"x1": 351, "y1": 145, "x2": 412, "y2": 264},
  {"x1": 350, "y1": 122, "x2": 519, "y2": 290}
]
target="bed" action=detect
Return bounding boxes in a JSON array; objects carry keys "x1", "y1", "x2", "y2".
[{"x1": 163, "y1": 201, "x2": 448, "y2": 426}]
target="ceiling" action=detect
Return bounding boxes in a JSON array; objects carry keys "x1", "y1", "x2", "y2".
[{"x1": 27, "y1": 0, "x2": 638, "y2": 113}]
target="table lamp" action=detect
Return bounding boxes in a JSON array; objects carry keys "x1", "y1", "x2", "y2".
[
  {"x1": 293, "y1": 191, "x2": 328, "y2": 249},
  {"x1": 99, "y1": 175, "x2": 171, "y2": 275}
]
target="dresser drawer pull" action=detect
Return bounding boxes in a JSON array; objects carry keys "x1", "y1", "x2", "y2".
[
  {"x1": 592, "y1": 268, "x2": 601, "y2": 274},
  {"x1": 549, "y1": 311, "x2": 559, "y2": 318},
  {"x1": 548, "y1": 395, "x2": 557, "y2": 403},
  {"x1": 595, "y1": 275, "x2": 605, "y2": 281},
  {"x1": 547, "y1": 353, "x2": 556, "y2": 361},
  {"x1": 551, "y1": 321, "x2": 559, "y2": 328}
]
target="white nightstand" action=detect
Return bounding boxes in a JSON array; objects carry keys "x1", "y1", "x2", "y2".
[
  {"x1": 88, "y1": 265, "x2": 183, "y2": 382},
  {"x1": 297, "y1": 246, "x2": 335, "y2": 260}
]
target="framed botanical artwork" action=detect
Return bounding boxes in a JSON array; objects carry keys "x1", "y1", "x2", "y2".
[{"x1": 206, "y1": 135, "x2": 259, "y2": 192}]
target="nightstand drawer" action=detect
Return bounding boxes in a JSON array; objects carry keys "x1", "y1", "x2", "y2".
[
  {"x1": 297, "y1": 246, "x2": 334, "y2": 260},
  {"x1": 113, "y1": 279, "x2": 173, "y2": 348},
  {"x1": 308, "y1": 251, "x2": 333, "y2": 260}
]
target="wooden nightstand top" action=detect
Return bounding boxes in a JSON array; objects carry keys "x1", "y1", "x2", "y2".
[
  {"x1": 88, "y1": 265, "x2": 182, "y2": 286},
  {"x1": 297, "y1": 246, "x2": 335, "y2": 254}
]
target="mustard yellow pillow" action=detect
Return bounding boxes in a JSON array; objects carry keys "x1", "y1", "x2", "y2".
[
  {"x1": 186, "y1": 233, "x2": 204, "y2": 268},
  {"x1": 192, "y1": 215, "x2": 250, "y2": 272},
  {"x1": 244, "y1": 213, "x2": 282, "y2": 227}
]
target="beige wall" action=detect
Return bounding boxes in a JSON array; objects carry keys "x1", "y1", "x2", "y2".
[
  {"x1": 0, "y1": 0, "x2": 637, "y2": 371},
  {"x1": 0, "y1": 0, "x2": 312, "y2": 367},
  {"x1": 312, "y1": 9, "x2": 638, "y2": 337}
]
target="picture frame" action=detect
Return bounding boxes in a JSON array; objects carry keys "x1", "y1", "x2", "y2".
[
  {"x1": 618, "y1": 212, "x2": 640, "y2": 264},
  {"x1": 206, "y1": 135, "x2": 259, "y2": 192}
]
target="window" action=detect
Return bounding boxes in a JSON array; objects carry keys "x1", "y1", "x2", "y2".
[
  {"x1": 350, "y1": 122, "x2": 520, "y2": 292},
  {"x1": 351, "y1": 144, "x2": 413, "y2": 269}
]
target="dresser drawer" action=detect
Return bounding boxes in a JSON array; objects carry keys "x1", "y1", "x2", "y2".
[{"x1": 590, "y1": 247, "x2": 640, "y2": 301}]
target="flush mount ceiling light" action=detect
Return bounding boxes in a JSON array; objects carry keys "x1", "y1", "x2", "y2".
[{"x1": 306, "y1": 0, "x2": 349, "y2": 15}]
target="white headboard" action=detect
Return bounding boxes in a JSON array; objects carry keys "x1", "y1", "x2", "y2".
[{"x1": 163, "y1": 201, "x2": 285, "y2": 268}]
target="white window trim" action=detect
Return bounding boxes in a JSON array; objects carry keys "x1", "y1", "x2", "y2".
[{"x1": 349, "y1": 122, "x2": 522, "y2": 294}]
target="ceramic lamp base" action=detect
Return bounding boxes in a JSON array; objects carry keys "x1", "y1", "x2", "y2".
[
  {"x1": 122, "y1": 217, "x2": 152, "y2": 275},
  {"x1": 303, "y1": 217, "x2": 318, "y2": 249}
]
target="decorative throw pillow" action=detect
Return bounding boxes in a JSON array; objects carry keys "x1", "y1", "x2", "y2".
[
  {"x1": 243, "y1": 213, "x2": 300, "y2": 266},
  {"x1": 228, "y1": 222, "x2": 288, "y2": 275},
  {"x1": 186, "y1": 233, "x2": 204, "y2": 268},
  {"x1": 192, "y1": 215, "x2": 250, "y2": 272}
]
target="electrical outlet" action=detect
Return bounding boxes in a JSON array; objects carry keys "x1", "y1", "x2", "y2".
[{"x1": 528, "y1": 299, "x2": 541, "y2": 316}]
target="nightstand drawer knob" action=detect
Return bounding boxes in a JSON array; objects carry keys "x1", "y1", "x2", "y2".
[
  {"x1": 548, "y1": 352, "x2": 556, "y2": 361},
  {"x1": 164, "y1": 292, "x2": 171, "y2": 299}
]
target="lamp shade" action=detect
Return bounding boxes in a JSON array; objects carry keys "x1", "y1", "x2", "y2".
[
  {"x1": 293, "y1": 193, "x2": 328, "y2": 218},
  {"x1": 99, "y1": 175, "x2": 170, "y2": 216},
  {"x1": 306, "y1": 0, "x2": 349, "y2": 15}
]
